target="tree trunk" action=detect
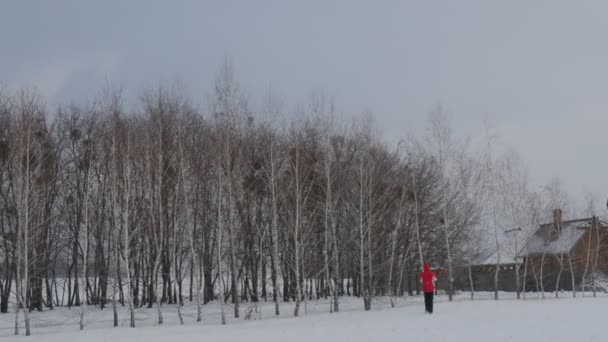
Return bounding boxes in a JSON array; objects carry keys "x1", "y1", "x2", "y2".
[{"x1": 468, "y1": 259, "x2": 474, "y2": 300}]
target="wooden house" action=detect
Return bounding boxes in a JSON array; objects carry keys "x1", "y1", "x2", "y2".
[{"x1": 518, "y1": 209, "x2": 608, "y2": 291}]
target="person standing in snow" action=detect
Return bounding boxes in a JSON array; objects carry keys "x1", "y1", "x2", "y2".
[{"x1": 420, "y1": 264, "x2": 437, "y2": 314}]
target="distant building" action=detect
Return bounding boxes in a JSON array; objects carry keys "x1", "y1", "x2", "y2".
[
  {"x1": 518, "y1": 209, "x2": 608, "y2": 291},
  {"x1": 452, "y1": 209, "x2": 608, "y2": 293},
  {"x1": 452, "y1": 245, "x2": 521, "y2": 292}
]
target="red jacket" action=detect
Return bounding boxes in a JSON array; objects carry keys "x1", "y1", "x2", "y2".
[{"x1": 420, "y1": 264, "x2": 437, "y2": 293}]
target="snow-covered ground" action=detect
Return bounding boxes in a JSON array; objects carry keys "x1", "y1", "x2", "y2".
[{"x1": 2, "y1": 292, "x2": 607, "y2": 341}]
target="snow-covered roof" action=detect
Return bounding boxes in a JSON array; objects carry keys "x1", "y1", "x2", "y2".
[
  {"x1": 519, "y1": 219, "x2": 591, "y2": 257},
  {"x1": 469, "y1": 230, "x2": 525, "y2": 266},
  {"x1": 480, "y1": 251, "x2": 509, "y2": 265},
  {"x1": 477, "y1": 247, "x2": 520, "y2": 266}
]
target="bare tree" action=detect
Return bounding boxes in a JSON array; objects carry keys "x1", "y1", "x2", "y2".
[
  {"x1": 259, "y1": 122, "x2": 284, "y2": 316},
  {"x1": 177, "y1": 111, "x2": 205, "y2": 323},
  {"x1": 78, "y1": 121, "x2": 94, "y2": 331},
  {"x1": 212, "y1": 60, "x2": 247, "y2": 320},
  {"x1": 13, "y1": 89, "x2": 48, "y2": 336},
  {"x1": 347, "y1": 118, "x2": 398, "y2": 311},
  {"x1": 284, "y1": 118, "x2": 318, "y2": 317},
  {"x1": 387, "y1": 159, "x2": 409, "y2": 308},
  {"x1": 542, "y1": 179, "x2": 570, "y2": 298},
  {"x1": 494, "y1": 151, "x2": 537, "y2": 300},
  {"x1": 591, "y1": 215, "x2": 600, "y2": 298},
  {"x1": 216, "y1": 168, "x2": 227, "y2": 325},
  {"x1": 426, "y1": 107, "x2": 458, "y2": 301},
  {"x1": 581, "y1": 193, "x2": 596, "y2": 297}
]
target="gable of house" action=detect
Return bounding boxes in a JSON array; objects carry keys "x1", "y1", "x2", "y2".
[
  {"x1": 521, "y1": 220, "x2": 588, "y2": 257},
  {"x1": 519, "y1": 217, "x2": 608, "y2": 258}
]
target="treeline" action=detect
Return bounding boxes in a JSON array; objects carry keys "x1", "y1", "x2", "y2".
[{"x1": 0, "y1": 64, "x2": 486, "y2": 335}]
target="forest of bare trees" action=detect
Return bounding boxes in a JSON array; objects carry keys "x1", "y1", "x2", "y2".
[{"x1": 0, "y1": 63, "x2": 598, "y2": 336}]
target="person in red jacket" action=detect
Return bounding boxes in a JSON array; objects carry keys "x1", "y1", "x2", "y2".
[{"x1": 420, "y1": 264, "x2": 437, "y2": 314}]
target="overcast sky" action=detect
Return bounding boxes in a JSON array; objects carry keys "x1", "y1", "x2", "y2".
[{"x1": 2, "y1": 0, "x2": 607, "y2": 211}]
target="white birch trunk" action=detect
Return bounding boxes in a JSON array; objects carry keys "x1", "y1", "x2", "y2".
[
  {"x1": 79, "y1": 162, "x2": 91, "y2": 330},
  {"x1": 293, "y1": 149, "x2": 302, "y2": 317},
  {"x1": 358, "y1": 160, "x2": 368, "y2": 310},
  {"x1": 323, "y1": 152, "x2": 333, "y2": 312},
  {"x1": 581, "y1": 223, "x2": 593, "y2": 297},
  {"x1": 217, "y1": 172, "x2": 227, "y2": 325},
  {"x1": 22, "y1": 128, "x2": 31, "y2": 336},
  {"x1": 123, "y1": 152, "x2": 135, "y2": 328},
  {"x1": 592, "y1": 216, "x2": 600, "y2": 298},
  {"x1": 540, "y1": 250, "x2": 546, "y2": 299},
  {"x1": 269, "y1": 142, "x2": 281, "y2": 316},
  {"x1": 411, "y1": 174, "x2": 424, "y2": 270},
  {"x1": 568, "y1": 252, "x2": 576, "y2": 297}
]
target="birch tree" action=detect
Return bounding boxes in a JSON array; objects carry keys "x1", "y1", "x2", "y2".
[
  {"x1": 581, "y1": 193, "x2": 597, "y2": 297},
  {"x1": 259, "y1": 90, "x2": 285, "y2": 316},
  {"x1": 212, "y1": 60, "x2": 247, "y2": 319},
  {"x1": 13, "y1": 90, "x2": 47, "y2": 336},
  {"x1": 426, "y1": 107, "x2": 456, "y2": 301},
  {"x1": 285, "y1": 119, "x2": 318, "y2": 317}
]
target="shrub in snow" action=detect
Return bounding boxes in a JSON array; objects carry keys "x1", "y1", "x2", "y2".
[
  {"x1": 244, "y1": 304, "x2": 263, "y2": 320},
  {"x1": 581, "y1": 272, "x2": 608, "y2": 293}
]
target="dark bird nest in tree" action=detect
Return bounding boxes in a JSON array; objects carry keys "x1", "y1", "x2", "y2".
[
  {"x1": 5, "y1": 205, "x2": 17, "y2": 217},
  {"x1": 0, "y1": 140, "x2": 8, "y2": 161},
  {"x1": 70, "y1": 129, "x2": 82, "y2": 142}
]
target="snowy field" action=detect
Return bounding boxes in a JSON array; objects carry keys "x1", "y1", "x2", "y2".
[{"x1": 2, "y1": 292, "x2": 607, "y2": 341}]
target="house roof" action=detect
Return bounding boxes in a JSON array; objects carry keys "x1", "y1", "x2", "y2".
[
  {"x1": 477, "y1": 246, "x2": 520, "y2": 266},
  {"x1": 468, "y1": 230, "x2": 524, "y2": 266},
  {"x1": 519, "y1": 218, "x2": 606, "y2": 257}
]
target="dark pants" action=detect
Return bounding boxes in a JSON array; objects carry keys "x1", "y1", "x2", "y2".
[{"x1": 424, "y1": 292, "x2": 434, "y2": 313}]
